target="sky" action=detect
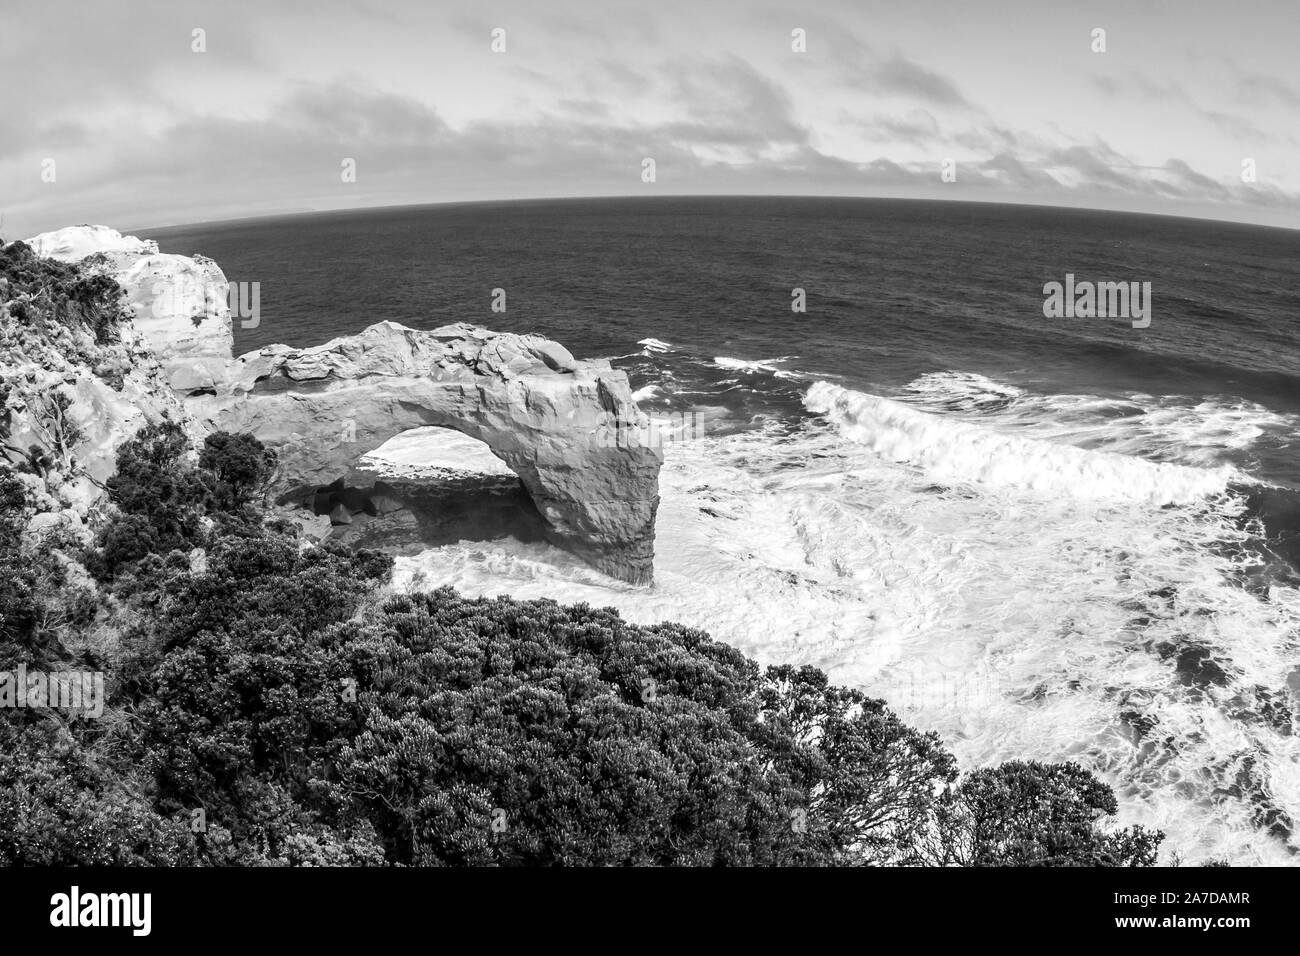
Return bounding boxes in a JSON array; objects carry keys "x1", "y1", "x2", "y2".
[{"x1": 3, "y1": 0, "x2": 1299, "y2": 236}]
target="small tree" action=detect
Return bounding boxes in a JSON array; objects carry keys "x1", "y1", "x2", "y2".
[
  {"x1": 199, "y1": 432, "x2": 277, "y2": 509},
  {"x1": 930, "y1": 760, "x2": 1163, "y2": 866}
]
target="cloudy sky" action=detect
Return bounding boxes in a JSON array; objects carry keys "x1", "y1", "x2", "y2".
[{"x1": 4, "y1": 0, "x2": 1299, "y2": 236}]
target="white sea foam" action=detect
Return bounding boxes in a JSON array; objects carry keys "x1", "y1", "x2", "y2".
[
  {"x1": 638, "y1": 338, "x2": 674, "y2": 353},
  {"x1": 899, "y1": 369, "x2": 1299, "y2": 471},
  {"x1": 388, "y1": 390, "x2": 1300, "y2": 865},
  {"x1": 903, "y1": 370, "x2": 1026, "y2": 412},
  {"x1": 806, "y1": 380, "x2": 1242, "y2": 505},
  {"x1": 631, "y1": 384, "x2": 660, "y2": 402},
  {"x1": 712, "y1": 355, "x2": 801, "y2": 379}
]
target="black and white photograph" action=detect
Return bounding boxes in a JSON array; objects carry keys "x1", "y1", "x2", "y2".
[{"x1": 0, "y1": 0, "x2": 1294, "y2": 937}]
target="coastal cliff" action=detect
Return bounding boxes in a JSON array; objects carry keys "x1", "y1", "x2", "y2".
[{"x1": 2, "y1": 226, "x2": 662, "y2": 583}]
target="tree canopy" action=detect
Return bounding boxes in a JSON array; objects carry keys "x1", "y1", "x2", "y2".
[{"x1": 0, "y1": 424, "x2": 1163, "y2": 867}]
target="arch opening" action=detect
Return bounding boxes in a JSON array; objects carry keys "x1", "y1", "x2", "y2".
[{"x1": 288, "y1": 426, "x2": 549, "y2": 552}]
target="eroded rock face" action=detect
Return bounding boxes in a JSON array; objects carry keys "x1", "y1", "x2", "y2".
[
  {"x1": 2, "y1": 232, "x2": 196, "y2": 529},
  {"x1": 188, "y1": 321, "x2": 663, "y2": 584},
  {"x1": 24, "y1": 225, "x2": 235, "y2": 395},
  {"x1": 11, "y1": 226, "x2": 664, "y2": 584}
]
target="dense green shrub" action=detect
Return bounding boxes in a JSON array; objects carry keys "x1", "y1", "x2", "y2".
[
  {"x1": 0, "y1": 470, "x2": 40, "y2": 657},
  {"x1": 930, "y1": 760, "x2": 1163, "y2": 867},
  {"x1": 0, "y1": 722, "x2": 196, "y2": 866},
  {"x1": 0, "y1": 466, "x2": 95, "y2": 668},
  {"x1": 124, "y1": 531, "x2": 392, "y2": 862},
  {"x1": 316, "y1": 597, "x2": 962, "y2": 866},
  {"x1": 119, "y1": 538, "x2": 1158, "y2": 866},
  {"x1": 0, "y1": 409, "x2": 1164, "y2": 866},
  {"x1": 104, "y1": 421, "x2": 205, "y2": 524},
  {"x1": 199, "y1": 432, "x2": 278, "y2": 509},
  {"x1": 89, "y1": 424, "x2": 276, "y2": 579},
  {"x1": 0, "y1": 239, "x2": 128, "y2": 345}
]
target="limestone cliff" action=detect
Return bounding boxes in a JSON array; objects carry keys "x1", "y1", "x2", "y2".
[
  {"x1": 0, "y1": 231, "x2": 196, "y2": 536},
  {"x1": 4, "y1": 225, "x2": 663, "y2": 584},
  {"x1": 25, "y1": 224, "x2": 236, "y2": 395}
]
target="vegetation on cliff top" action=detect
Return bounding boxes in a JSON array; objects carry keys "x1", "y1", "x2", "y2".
[{"x1": 0, "y1": 239, "x2": 128, "y2": 348}]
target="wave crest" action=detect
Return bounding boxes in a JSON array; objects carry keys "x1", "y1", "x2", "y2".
[{"x1": 804, "y1": 381, "x2": 1239, "y2": 505}]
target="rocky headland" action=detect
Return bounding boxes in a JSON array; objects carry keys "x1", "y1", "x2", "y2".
[{"x1": 1, "y1": 226, "x2": 663, "y2": 584}]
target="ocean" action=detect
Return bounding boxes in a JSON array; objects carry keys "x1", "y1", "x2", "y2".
[{"x1": 145, "y1": 196, "x2": 1300, "y2": 864}]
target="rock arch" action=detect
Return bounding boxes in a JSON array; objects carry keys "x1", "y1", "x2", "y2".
[{"x1": 187, "y1": 321, "x2": 663, "y2": 584}]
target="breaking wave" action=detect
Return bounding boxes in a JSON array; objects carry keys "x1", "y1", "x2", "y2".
[{"x1": 805, "y1": 380, "x2": 1242, "y2": 505}]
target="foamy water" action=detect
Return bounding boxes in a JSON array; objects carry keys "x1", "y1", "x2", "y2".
[
  {"x1": 898, "y1": 370, "x2": 1300, "y2": 473},
  {"x1": 805, "y1": 381, "x2": 1242, "y2": 505},
  {"x1": 383, "y1": 377, "x2": 1300, "y2": 865}
]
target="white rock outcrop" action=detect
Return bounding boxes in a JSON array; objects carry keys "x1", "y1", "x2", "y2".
[
  {"x1": 0, "y1": 256, "x2": 193, "y2": 523},
  {"x1": 23, "y1": 225, "x2": 235, "y2": 395},
  {"x1": 23, "y1": 224, "x2": 158, "y2": 262}
]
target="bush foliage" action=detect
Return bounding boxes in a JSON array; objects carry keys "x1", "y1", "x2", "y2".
[
  {"x1": 87, "y1": 422, "x2": 278, "y2": 580},
  {"x1": 0, "y1": 422, "x2": 1163, "y2": 867},
  {"x1": 0, "y1": 239, "x2": 128, "y2": 346}
]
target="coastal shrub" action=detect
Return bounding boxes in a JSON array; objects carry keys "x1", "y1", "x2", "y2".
[
  {"x1": 89, "y1": 425, "x2": 276, "y2": 579},
  {"x1": 0, "y1": 467, "x2": 194, "y2": 864},
  {"x1": 321, "y1": 598, "x2": 962, "y2": 866},
  {"x1": 122, "y1": 546, "x2": 1158, "y2": 865},
  {"x1": 0, "y1": 722, "x2": 196, "y2": 866},
  {"x1": 0, "y1": 239, "x2": 127, "y2": 345},
  {"x1": 0, "y1": 469, "x2": 40, "y2": 656},
  {"x1": 199, "y1": 431, "x2": 277, "y2": 509},
  {"x1": 0, "y1": 466, "x2": 27, "y2": 518},
  {"x1": 0, "y1": 466, "x2": 96, "y2": 669},
  {"x1": 756, "y1": 663, "x2": 959, "y2": 863},
  {"x1": 127, "y1": 531, "x2": 394, "y2": 860},
  {"x1": 931, "y1": 760, "x2": 1163, "y2": 867},
  {"x1": 104, "y1": 422, "x2": 205, "y2": 523},
  {"x1": 89, "y1": 423, "x2": 204, "y2": 580}
]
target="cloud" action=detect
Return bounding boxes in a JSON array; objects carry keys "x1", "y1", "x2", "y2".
[
  {"x1": 1161, "y1": 158, "x2": 1230, "y2": 198},
  {"x1": 854, "y1": 110, "x2": 941, "y2": 146},
  {"x1": 1237, "y1": 72, "x2": 1300, "y2": 108},
  {"x1": 666, "y1": 57, "x2": 808, "y2": 148},
  {"x1": 3, "y1": 3, "x2": 1299, "y2": 233},
  {"x1": 978, "y1": 153, "x2": 1061, "y2": 190},
  {"x1": 1090, "y1": 69, "x2": 1280, "y2": 143},
  {"x1": 791, "y1": 16, "x2": 974, "y2": 110},
  {"x1": 864, "y1": 54, "x2": 972, "y2": 109}
]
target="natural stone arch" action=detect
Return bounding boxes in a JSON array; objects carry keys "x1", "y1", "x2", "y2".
[{"x1": 187, "y1": 321, "x2": 663, "y2": 584}]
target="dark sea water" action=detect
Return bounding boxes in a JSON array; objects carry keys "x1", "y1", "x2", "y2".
[
  {"x1": 145, "y1": 198, "x2": 1300, "y2": 863},
  {"x1": 150, "y1": 197, "x2": 1300, "y2": 483}
]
